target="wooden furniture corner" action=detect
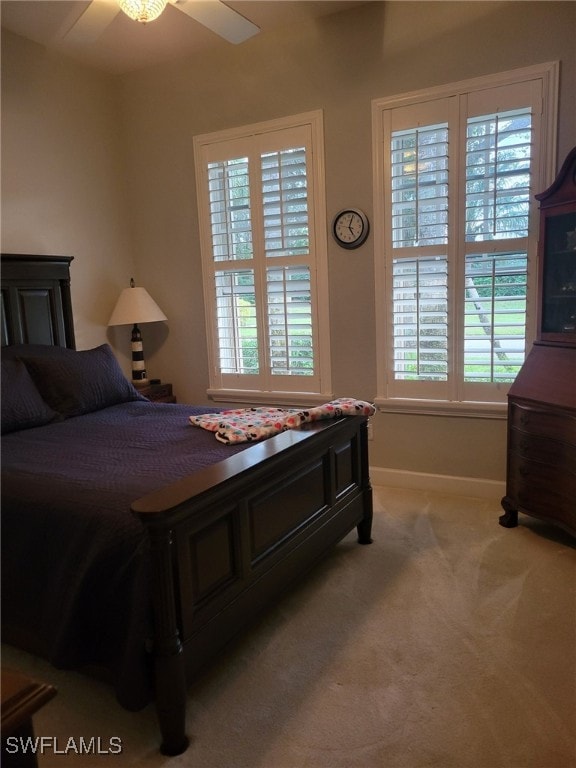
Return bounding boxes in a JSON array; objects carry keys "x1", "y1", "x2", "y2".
[
  {"x1": 138, "y1": 382, "x2": 176, "y2": 403},
  {"x1": 1, "y1": 668, "x2": 57, "y2": 768}
]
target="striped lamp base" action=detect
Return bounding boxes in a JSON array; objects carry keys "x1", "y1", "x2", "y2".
[{"x1": 131, "y1": 324, "x2": 149, "y2": 386}]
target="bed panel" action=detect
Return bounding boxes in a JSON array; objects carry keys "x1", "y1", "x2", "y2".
[
  {"x1": 191, "y1": 515, "x2": 238, "y2": 601},
  {"x1": 334, "y1": 436, "x2": 357, "y2": 496},
  {"x1": 249, "y1": 456, "x2": 328, "y2": 563}
]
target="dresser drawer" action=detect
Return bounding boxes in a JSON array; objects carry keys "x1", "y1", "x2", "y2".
[
  {"x1": 509, "y1": 401, "x2": 576, "y2": 444},
  {"x1": 507, "y1": 452, "x2": 576, "y2": 522},
  {"x1": 509, "y1": 429, "x2": 576, "y2": 472}
]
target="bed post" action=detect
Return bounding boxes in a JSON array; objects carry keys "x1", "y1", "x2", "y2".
[
  {"x1": 357, "y1": 419, "x2": 373, "y2": 545},
  {"x1": 147, "y1": 526, "x2": 190, "y2": 756}
]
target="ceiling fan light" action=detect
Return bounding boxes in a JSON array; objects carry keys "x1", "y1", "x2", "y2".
[{"x1": 118, "y1": 0, "x2": 168, "y2": 23}]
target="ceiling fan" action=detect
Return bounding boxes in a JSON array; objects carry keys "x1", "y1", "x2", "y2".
[{"x1": 64, "y1": 0, "x2": 260, "y2": 45}]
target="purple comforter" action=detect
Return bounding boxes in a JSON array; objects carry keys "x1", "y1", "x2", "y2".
[{"x1": 1, "y1": 401, "x2": 247, "y2": 709}]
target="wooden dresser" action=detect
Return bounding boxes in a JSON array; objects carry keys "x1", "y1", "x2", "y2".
[
  {"x1": 500, "y1": 346, "x2": 576, "y2": 535},
  {"x1": 500, "y1": 147, "x2": 576, "y2": 537}
]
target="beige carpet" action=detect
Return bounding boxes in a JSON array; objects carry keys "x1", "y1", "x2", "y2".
[{"x1": 2, "y1": 486, "x2": 575, "y2": 768}]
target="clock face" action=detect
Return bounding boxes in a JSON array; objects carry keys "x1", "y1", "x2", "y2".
[{"x1": 333, "y1": 209, "x2": 369, "y2": 249}]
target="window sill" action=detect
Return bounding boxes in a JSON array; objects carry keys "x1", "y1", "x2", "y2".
[
  {"x1": 207, "y1": 389, "x2": 335, "y2": 408},
  {"x1": 374, "y1": 397, "x2": 507, "y2": 419}
]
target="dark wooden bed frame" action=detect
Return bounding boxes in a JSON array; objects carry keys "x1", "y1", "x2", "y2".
[{"x1": 1, "y1": 254, "x2": 374, "y2": 756}]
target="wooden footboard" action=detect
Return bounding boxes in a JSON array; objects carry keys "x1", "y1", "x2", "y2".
[{"x1": 132, "y1": 415, "x2": 373, "y2": 755}]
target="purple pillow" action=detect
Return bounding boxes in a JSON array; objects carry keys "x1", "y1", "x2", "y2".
[
  {"x1": 1, "y1": 358, "x2": 60, "y2": 433},
  {"x1": 22, "y1": 344, "x2": 146, "y2": 418}
]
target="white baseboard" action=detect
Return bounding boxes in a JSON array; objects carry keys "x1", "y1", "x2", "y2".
[{"x1": 369, "y1": 466, "x2": 505, "y2": 501}]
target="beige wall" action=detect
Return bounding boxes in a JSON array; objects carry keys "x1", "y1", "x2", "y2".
[
  {"x1": 0, "y1": 30, "x2": 135, "y2": 352},
  {"x1": 2, "y1": 1, "x2": 575, "y2": 484}
]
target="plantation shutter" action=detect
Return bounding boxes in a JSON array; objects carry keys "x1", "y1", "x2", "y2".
[
  {"x1": 375, "y1": 72, "x2": 550, "y2": 409},
  {"x1": 460, "y1": 78, "x2": 540, "y2": 402},
  {"x1": 385, "y1": 99, "x2": 455, "y2": 401},
  {"x1": 392, "y1": 256, "x2": 449, "y2": 383},
  {"x1": 195, "y1": 114, "x2": 330, "y2": 401},
  {"x1": 260, "y1": 140, "x2": 315, "y2": 380}
]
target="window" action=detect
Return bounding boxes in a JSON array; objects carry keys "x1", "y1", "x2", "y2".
[
  {"x1": 194, "y1": 111, "x2": 332, "y2": 405},
  {"x1": 372, "y1": 63, "x2": 558, "y2": 416}
]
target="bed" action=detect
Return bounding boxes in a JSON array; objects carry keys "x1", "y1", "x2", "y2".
[{"x1": 1, "y1": 254, "x2": 374, "y2": 756}]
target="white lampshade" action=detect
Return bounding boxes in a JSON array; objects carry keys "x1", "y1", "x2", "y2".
[{"x1": 108, "y1": 281, "x2": 167, "y2": 327}]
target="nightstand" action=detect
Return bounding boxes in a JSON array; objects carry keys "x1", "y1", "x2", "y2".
[
  {"x1": 139, "y1": 382, "x2": 176, "y2": 403},
  {"x1": 1, "y1": 668, "x2": 57, "y2": 768}
]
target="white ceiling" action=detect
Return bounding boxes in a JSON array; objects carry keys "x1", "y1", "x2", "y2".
[{"x1": 1, "y1": 0, "x2": 363, "y2": 74}]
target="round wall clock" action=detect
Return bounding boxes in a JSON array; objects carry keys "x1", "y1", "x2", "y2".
[{"x1": 332, "y1": 208, "x2": 370, "y2": 249}]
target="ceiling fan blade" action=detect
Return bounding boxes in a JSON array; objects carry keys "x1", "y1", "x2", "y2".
[
  {"x1": 171, "y1": 0, "x2": 259, "y2": 44},
  {"x1": 63, "y1": 0, "x2": 121, "y2": 45}
]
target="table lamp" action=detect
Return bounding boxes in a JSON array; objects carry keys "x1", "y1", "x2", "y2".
[{"x1": 108, "y1": 278, "x2": 167, "y2": 386}]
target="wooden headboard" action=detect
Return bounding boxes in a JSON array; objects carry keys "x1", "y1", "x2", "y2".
[{"x1": 1, "y1": 254, "x2": 75, "y2": 349}]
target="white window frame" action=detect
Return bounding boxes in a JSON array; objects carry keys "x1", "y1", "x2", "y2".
[
  {"x1": 372, "y1": 62, "x2": 559, "y2": 418},
  {"x1": 194, "y1": 110, "x2": 333, "y2": 406}
]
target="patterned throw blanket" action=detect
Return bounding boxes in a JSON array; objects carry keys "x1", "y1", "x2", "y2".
[{"x1": 189, "y1": 397, "x2": 376, "y2": 444}]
